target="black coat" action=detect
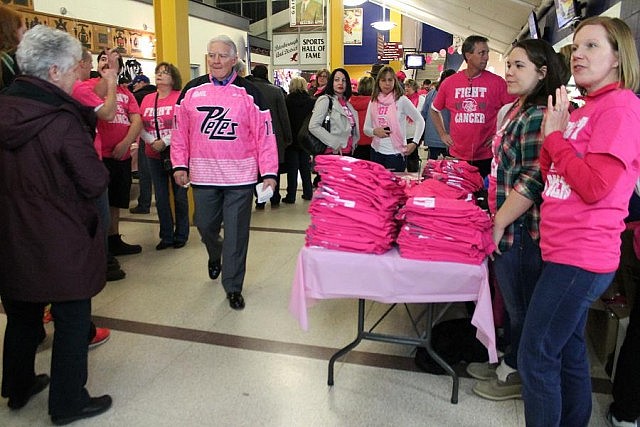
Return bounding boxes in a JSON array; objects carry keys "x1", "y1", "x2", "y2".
[
  {"x1": 286, "y1": 90, "x2": 316, "y2": 149},
  {"x1": 248, "y1": 76, "x2": 293, "y2": 163},
  {"x1": 0, "y1": 76, "x2": 109, "y2": 302}
]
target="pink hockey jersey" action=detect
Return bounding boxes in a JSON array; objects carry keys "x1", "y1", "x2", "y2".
[{"x1": 171, "y1": 74, "x2": 278, "y2": 187}]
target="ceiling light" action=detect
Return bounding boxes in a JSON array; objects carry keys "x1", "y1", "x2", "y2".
[
  {"x1": 371, "y1": 20, "x2": 396, "y2": 31},
  {"x1": 343, "y1": 0, "x2": 367, "y2": 6},
  {"x1": 371, "y1": 3, "x2": 396, "y2": 31}
]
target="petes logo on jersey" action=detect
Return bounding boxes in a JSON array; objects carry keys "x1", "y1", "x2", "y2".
[{"x1": 197, "y1": 106, "x2": 238, "y2": 140}]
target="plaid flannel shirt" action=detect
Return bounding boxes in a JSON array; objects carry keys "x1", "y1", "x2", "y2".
[{"x1": 495, "y1": 104, "x2": 545, "y2": 252}]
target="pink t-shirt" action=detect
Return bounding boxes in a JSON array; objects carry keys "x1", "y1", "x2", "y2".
[
  {"x1": 76, "y1": 79, "x2": 140, "y2": 159},
  {"x1": 72, "y1": 79, "x2": 103, "y2": 158},
  {"x1": 139, "y1": 90, "x2": 179, "y2": 160},
  {"x1": 540, "y1": 86, "x2": 640, "y2": 273},
  {"x1": 432, "y1": 70, "x2": 513, "y2": 161}
]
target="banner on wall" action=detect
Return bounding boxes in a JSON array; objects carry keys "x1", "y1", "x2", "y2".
[
  {"x1": 274, "y1": 34, "x2": 300, "y2": 66},
  {"x1": 274, "y1": 33, "x2": 326, "y2": 66},
  {"x1": 343, "y1": 7, "x2": 363, "y2": 46},
  {"x1": 290, "y1": 0, "x2": 325, "y2": 27}
]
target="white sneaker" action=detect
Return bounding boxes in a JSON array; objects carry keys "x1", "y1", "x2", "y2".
[{"x1": 607, "y1": 410, "x2": 638, "y2": 427}]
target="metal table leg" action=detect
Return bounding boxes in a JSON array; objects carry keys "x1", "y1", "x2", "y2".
[
  {"x1": 327, "y1": 300, "x2": 460, "y2": 403},
  {"x1": 328, "y1": 299, "x2": 366, "y2": 386}
]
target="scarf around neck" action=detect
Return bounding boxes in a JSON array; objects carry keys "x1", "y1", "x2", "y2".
[{"x1": 371, "y1": 92, "x2": 404, "y2": 152}]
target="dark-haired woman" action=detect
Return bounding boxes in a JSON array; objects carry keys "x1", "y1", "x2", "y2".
[
  {"x1": 308, "y1": 67, "x2": 359, "y2": 156},
  {"x1": 468, "y1": 39, "x2": 566, "y2": 403}
]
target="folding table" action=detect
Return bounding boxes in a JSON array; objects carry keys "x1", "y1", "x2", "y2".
[{"x1": 289, "y1": 246, "x2": 497, "y2": 403}]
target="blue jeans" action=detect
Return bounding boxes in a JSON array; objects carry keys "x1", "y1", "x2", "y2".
[
  {"x1": 370, "y1": 150, "x2": 406, "y2": 172},
  {"x1": 518, "y1": 262, "x2": 614, "y2": 427},
  {"x1": 147, "y1": 158, "x2": 189, "y2": 244},
  {"x1": 136, "y1": 145, "x2": 152, "y2": 210},
  {"x1": 493, "y1": 223, "x2": 542, "y2": 369}
]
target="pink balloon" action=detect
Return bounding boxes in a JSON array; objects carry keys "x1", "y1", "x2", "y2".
[
  {"x1": 447, "y1": 46, "x2": 455, "y2": 55},
  {"x1": 425, "y1": 56, "x2": 433, "y2": 64},
  {"x1": 437, "y1": 64, "x2": 444, "y2": 72},
  {"x1": 439, "y1": 48, "x2": 446, "y2": 56}
]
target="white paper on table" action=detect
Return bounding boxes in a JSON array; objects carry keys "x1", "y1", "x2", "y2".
[{"x1": 255, "y1": 182, "x2": 274, "y2": 203}]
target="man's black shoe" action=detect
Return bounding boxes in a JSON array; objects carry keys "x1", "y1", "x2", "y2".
[
  {"x1": 7, "y1": 374, "x2": 50, "y2": 410},
  {"x1": 51, "y1": 395, "x2": 112, "y2": 425},
  {"x1": 255, "y1": 203, "x2": 265, "y2": 210},
  {"x1": 208, "y1": 260, "x2": 221, "y2": 280},
  {"x1": 173, "y1": 241, "x2": 186, "y2": 249},
  {"x1": 227, "y1": 292, "x2": 245, "y2": 310},
  {"x1": 155, "y1": 241, "x2": 173, "y2": 250},
  {"x1": 108, "y1": 234, "x2": 142, "y2": 256}
]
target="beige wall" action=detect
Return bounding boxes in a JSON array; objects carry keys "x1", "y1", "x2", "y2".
[{"x1": 32, "y1": 0, "x2": 247, "y2": 83}]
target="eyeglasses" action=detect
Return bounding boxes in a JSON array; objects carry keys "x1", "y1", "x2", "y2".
[{"x1": 156, "y1": 69, "x2": 171, "y2": 75}]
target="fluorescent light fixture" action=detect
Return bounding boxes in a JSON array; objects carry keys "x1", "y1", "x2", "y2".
[
  {"x1": 371, "y1": 3, "x2": 396, "y2": 31},
  {"x1": 343, "y1": 0, "x2": 367, "y2": 6},
  {"x1": 371, "y1": 20, "x2": 397, "y2": 30}
]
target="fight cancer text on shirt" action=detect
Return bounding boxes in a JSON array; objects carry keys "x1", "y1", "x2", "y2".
[{"x1": 453, "y1": 86, "x2": 489, "y2": 124}]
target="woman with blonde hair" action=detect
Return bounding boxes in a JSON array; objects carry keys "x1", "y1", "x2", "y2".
[
  {"x1": 519, "y1": 16, "x2": 640, "y2": 426},
  {"x1": 283, "y1": 76, "x2": 315, "y2": 203},
  {"x1": 364, "y1": 66, "x2": 424, "y2": 172}
]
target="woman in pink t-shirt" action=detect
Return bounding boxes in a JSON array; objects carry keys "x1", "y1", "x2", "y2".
[
  {"x1": 139, "y1": 62, "x2": 189, "y2": 250},
  {"x1": 518, "y1": 17, "x2": 640, "y2": 427}
]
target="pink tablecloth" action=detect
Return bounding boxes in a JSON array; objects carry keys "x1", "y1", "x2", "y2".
[{"x1": 289, "y1": 246, "x2": 498, "y2": 363}]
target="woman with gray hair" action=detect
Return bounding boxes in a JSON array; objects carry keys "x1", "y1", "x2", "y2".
[{"x1": 0, "y1": 25, "x2": 112, "y2": 424}]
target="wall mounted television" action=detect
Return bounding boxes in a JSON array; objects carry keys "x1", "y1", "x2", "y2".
[
  {"x1": 554, "y1": 0, "x2": 578, "y2": 29},
  {"x1": 405, "y1": 53, "x2": 425, "y2": 70}
]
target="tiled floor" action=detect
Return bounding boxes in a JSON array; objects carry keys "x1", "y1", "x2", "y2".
[{"x1": 0, "y1": 189, "x2": 614, "y2": 426}]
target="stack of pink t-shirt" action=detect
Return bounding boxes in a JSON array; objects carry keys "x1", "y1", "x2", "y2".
[
  {"x1": 421, "y1": 159, "x2": 485, "y2": 195},
  {"x1": 306, "y1": 155, "x2": 406, "y2": 254},
  {"x1": 396, "y1": 196, "x2": 495, "y2": 265}
]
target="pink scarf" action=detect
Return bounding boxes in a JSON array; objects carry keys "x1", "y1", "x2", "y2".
[{"x1": 371, "y1": 92, "x2": 405, "y2": 152}]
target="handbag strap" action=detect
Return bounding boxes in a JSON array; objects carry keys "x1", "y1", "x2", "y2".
[
  {"x1": 153, "y1": 92, "x2": 161, "y2": 140},
  {"x1": 325, "y1": 96, "x2": 333, "y2": 118}
]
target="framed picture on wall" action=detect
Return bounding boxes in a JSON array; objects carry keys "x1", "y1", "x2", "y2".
[
  {"x1": 93, "y1": 25, "x2": 111, "y2": 53},
  {"x1": 290, "y1": 0, "x2": 325, "y2": 27},
  {"x1": 2, "y1": 0, "x2": 34, "y2": 11},
  {"x1": 344, "y1": 7, "x2": 363, "y2": 46},
  {"x1": 22, "y1": 12, "x2": 49, "y2": 30}
]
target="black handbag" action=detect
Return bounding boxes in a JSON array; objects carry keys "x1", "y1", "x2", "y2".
[
  {"x1": 153, "y1": 93, "x2": 172, "y2": 172},
  {"x1": 298, "y1": 97, "x2": 333, "y2": 156}
]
